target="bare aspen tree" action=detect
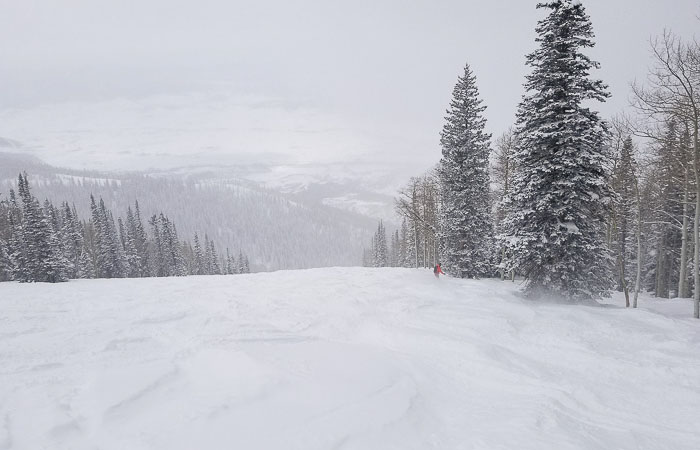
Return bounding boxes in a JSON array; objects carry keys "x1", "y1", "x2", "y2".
[
  {"x1": 678, "y1": 125, "x2": 693, "y2": 298},
  {"x1": 395, "y1": 172, "x2": 440, "y2": 269},
  {"x1": 631, "y1": 31, "x2": 700, "y2": 317},
  {"x1": 633, "y1": 173, "x2": 643, "y2": 309}
]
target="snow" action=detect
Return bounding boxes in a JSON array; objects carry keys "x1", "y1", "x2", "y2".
[{"x1": 1, "y1": 268, "x2": 700, "y2": 449}]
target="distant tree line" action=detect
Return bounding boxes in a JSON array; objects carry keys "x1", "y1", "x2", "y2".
[
  {"x1": 0, "y1": 173, "x2": 251, "y2": 283},
  {"x1": 0, "y1": 154, "x2": 369, "y2": 271},
  {"x1": 363, "y1": 174, "x2": 440, "y2": 269}
]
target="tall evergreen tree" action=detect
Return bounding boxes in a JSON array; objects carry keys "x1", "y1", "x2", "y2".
[
  {"x1": 438, "y1": 63, "x2": 494, "y2": 278},
  {"x1": 76, "y1": 243, "x2": 94, "y2": 279},
  {"x1": 501, "y1": 0, "x2": 612, "y2": 300},
  {"x1": 611, "y1": 136, "x2": 639, "y2": 305},
  {"x1": 204, "y1": 234, "x2": 214, "y2": 274},
  {"x1": 6, "y1": 189, "x2": 25, "y2": 280},
  {"x1": 90, "y1": 195, "x2": 110, "y2": 278},
  {"x1": 61, "y1": 202, "x2": 84, "y2": 278},
  {"x1": 237, "y1": 250, "x2": 246, "y2": 274},
  {"x1": 148, "y1": 214, "x2": 165, "y2": 277},
  {"x1": 105, "y1": 206, "x2": 127, "y2": 277},
  {"x1": 133, "y1": 201, "x2": 149, "y2": 276},
  {"x1": 193, "y1": 233, "x2": 205, "y2": 275},
  {"x1": 208, "y1": 240, "x2": 220, "y2": 275},
  {"x1": 0, "y1": 236, "x2": 10, "y2": 281},
  {"x1": 372, "y1": 220, "x2": 388, "y2": 267},
  {"x1": 225, "y1": 248, "x2": 235, "y2": 274},
  {"x1": 16, "y1": 174, "x2": 67, "y2": 282},
  {"x1": 80, "y1": 220, "x2": 98, "y2": 278},
  {"x1": 0, "y1": 194, "x2": 13, "y2": 281},
  {"x1": 123, "y1": 206, "x2": 140, "y2": 277},
  {"x1": 159, "y1": 214, "x2": 186, "y2": 276}
]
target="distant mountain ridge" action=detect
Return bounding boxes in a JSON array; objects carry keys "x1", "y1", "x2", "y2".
[{"x1": 0, "y1": 152, "x2": 375, "y2": 270}]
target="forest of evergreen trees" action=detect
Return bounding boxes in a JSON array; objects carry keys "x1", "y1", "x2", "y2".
[
  {"x1": 0, "y1": 173, "x2": 251, "y2": 283},
  {"x1": 0, "y1": 152, "x2": 372, "y2": 271},
  {"x1": 365, "y1": 0, "x2": 700, "y2": 318}
]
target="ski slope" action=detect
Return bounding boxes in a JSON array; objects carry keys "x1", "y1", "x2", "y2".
[{"x1": 1, "y1": 268, "x2": 699, "y2": 450}]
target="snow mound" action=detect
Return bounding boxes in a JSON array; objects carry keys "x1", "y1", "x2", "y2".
[{"x1": 1, "y1": 268, "x2": 699, "y2": 449}]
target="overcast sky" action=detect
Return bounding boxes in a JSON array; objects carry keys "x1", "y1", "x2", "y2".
[{"x1": 1, "y1": 0, "x2": 699, "y2": 171}]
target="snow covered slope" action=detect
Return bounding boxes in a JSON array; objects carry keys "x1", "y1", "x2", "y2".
[{"x1": 1, "y1": 268, "x2": 699, "y2": 449}]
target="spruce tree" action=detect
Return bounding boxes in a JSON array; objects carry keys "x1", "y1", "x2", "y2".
[
  {"x1": 90, "y1": 195, "x2": 110, "y2": 278},
  {"x1": 61, "y1": 202, "x2": 84, "y2": 278},
  {"x1": 0, "y1": 193, "x2": 12, "y2": 280},
  {"x1": 133, "y1": 201, "x2": 149, "y2": 276},
  {"x1": 193, "y1": 233, "x2": 205, "y2": 275},
  {"x1": 438, "y1": 63, "x2": 494, "y2": 278},
  {"x1": 181, "y1": 241, "x2": 195, "y2": 275},
  {"x1": 42, "y1": 206, "x2": 70, "y2": 282},
  {"x1": 0, "y1": 237, "x2": 10, "y2": 281},
  {"x1": 612, "y1": 136, "x2": 638, "y2": 304},
  {"x1": 104, "y1": 207, "x2": 127, "y2": 277},
  {"x1": 76, "y1": 244, "x2": 95, "y2": 279},
  {"x1": 237, "y1": 250, "x2": 245, "y2": 274},
  {"x1": 225, "y1": 248, "x2": 234, "y2": 274},
  {"x1": 372, "y1": 221, "x2": 388, "y2": 267},
  {"x1": 124, "y1": 206, "x2": 140, "y2": 277},
  {"x1": 208, "y1": 240, "x2": 220, "y2": 275},
  {"x1": 16, "y1": 174, "x2": 67, "y2": 282},
  {"x1": 501, "y1": 0, "x2": 612, "y2": 300},
  {"x1": 204, "y1": 234, "x2": 213, "y2": 274},
  {"x1": 6, "y1": 189, "x2": 26, "y2": 280},
  {"x1": 149, "y1": 214, "x2": 165, "y2": 277}
]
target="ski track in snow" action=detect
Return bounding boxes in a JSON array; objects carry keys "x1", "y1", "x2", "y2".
[{"x1": 1, "y1": 268, "x2": 699, "y2": 449}]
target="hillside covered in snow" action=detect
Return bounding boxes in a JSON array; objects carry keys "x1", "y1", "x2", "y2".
[
  {"x1": 2, "y1": 268, "x2": 699, "y2": 449},
  {"x1": 0, "y1": 152, "x2": 375, "y2": 270}
]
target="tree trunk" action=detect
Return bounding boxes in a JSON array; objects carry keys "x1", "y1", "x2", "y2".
[
  {"x1": 413, "y1": 221, "x2": 419, "y2": 269},
  {"x1": 679, "y1": 170, "x2": 689, "y2": 298},
  {"x1": 500, "y1": 247, "x2": 506, "y2": 281},
  {"x1": 694, "y1": 125, "x2": 700, "y2": 319},
  {"x1": 434, "y1": 237, "x2": 438, "y2": 268},
  {"x1": 620, "y1": 259, "x2": 630, "y2": 307},
  {"x1": 633, "y1": 176, "x2": 642, "y2": 309},
  {"x1": 655, "y1": 238, "x2": 664, "y2": 297}
]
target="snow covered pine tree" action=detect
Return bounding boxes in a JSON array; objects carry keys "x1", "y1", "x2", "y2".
[
  {"x1": 373, "y1": 220, "x2": 389, "y2": 267},
  {"x1": 501, "y1": 0, "x2": 612, "y2": 300},
  {"x1": 438, "y1": 63, "x2": 494, "y2": 278}
]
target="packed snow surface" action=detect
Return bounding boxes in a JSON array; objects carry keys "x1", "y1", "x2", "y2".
[{"x1": 1, "y1": 268, "x2": 699, "y2": 449}]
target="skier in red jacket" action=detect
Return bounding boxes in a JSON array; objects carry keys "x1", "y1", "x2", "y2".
[{"x1": 433, "y1": 263, "x2": 444, "y2": 278}]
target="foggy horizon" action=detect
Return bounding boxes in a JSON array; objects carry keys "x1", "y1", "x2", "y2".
[{"x1": 2, "y1": 0, "x2": 698, "y2": 173}]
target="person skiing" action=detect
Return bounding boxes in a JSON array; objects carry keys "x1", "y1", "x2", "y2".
[{"x1": 433, "y1": 263, "x2": 444, "y2": 278}]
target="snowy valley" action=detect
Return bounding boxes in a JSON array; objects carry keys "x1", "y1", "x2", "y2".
[
  {"x1": 1, "y1": 268, "x2": 699, "y2": 450},
  {"x1": 0, "y1": 151, "x2": 379, "y2": 270}
]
